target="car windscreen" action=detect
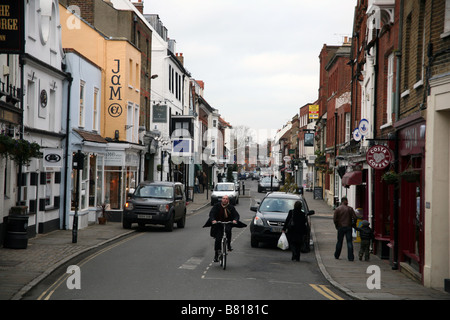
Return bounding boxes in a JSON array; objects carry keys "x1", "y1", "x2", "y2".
[
  {"x1": 259, "y1": 198, "x2": 299, "y2": 213},
  {"x1": 215, "y1": 184, "x2": 234, "y2": 191},
  {"x1": 134, "y1": 185, "x2": 173, "y2": 199},
  {"x1": 261, "y1": 177, "x2": 278, "y2": 183}
]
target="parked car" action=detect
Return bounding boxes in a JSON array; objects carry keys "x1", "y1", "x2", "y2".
[
  {"x1": 250, "y1": 192, "x2": 315, "y2": 249},
  {"x1": 211, "y1": 182, "x2": 239, "y2": 205},
  {"x1": 257, "y1": 176, "x2": 280, "y2": 192},
  {"x1": 122, "y1": 181, "x2": 186, "y2": 231}
]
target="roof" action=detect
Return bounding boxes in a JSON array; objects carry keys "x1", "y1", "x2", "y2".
[
  {"x1": 264, "y1": 192, "x2": 303, "y2": 200},
  {"x1": 74, "y1": 129, "x2": 107, "y2": 144}
]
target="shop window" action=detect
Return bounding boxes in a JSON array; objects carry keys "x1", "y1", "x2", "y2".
[
  {"x1": 89, "y1": 154, "x2": 97, "y2": 207},
  {"x1": 45, "y1": 172, "x2": 53, "y2": 208},
  {"x1": 96, "y1": 155, "x2": 104, "y2": 207},
  {"x1": 105, "y1": 167, "x2": 123, "y2": 210}
]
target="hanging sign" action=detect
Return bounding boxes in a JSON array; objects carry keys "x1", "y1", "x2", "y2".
[
  {"x1": 353, "y1": 128, "x2": 362, "y2": 142},
  {"x1": 366, "y1": 145, "x2": 393, "y2": 170},
  {"x1": 0, "y1": 1, "x2": 25, "y2": 54},
  {"x1": 358, "y1": 118, "x2": 370, "y2": 136}
]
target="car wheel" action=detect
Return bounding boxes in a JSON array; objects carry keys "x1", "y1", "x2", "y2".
[
  {"x1": 165, "y1": 213, "x2": 174, "y2": 232},
  {"x1": 122, "y1": 219, "x2": 132, "y2": 229},
  {"x1": 236, "y1": 197, "x2": 239, "y2": 204},
  {"x1": 251, "y1": 236, "x2": 259, "y2": 248},
  {"x1": 177, "y1": 212, "x2": 186, "y2": 228}
]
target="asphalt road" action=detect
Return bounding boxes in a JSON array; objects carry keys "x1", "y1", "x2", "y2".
[{"x1": 24, "y1": 180, "x2": 351, "y2": 301}]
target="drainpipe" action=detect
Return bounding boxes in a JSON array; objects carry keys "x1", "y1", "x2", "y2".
[
  {"x1": 392, "y1": 0, "x2": 404, "y2": 271},
  {"x1": 63, "y1": 73, "x2": 73, "y2": 230}
]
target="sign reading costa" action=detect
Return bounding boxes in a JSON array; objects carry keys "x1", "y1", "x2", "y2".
[{"x1": 366, "y1": 145, "x2": 393, "y2": 170}]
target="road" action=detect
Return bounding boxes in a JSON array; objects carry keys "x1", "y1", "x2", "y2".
[{"x1": 24, "y1": 179, "x2": 351, "y2": 301}]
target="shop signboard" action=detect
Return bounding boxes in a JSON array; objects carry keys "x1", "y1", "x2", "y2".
[
  {"x1": 0, "y1": 1, "x2": 25, "y2": 54},
  {"x1": 366, "y1": 145, "x2": 393, "y2": 170}
]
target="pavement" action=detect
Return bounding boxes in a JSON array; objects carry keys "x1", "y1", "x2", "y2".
[{"x1": 0, "y1": 183, "x2": 449, "y2": 300}]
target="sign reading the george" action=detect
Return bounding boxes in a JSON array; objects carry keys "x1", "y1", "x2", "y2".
[
  {"x1": 308, "y1": 105, "x2": 319, "y2": 119},
  {"x1": 0, "y1": 2, "x2": 24, "y2": 54},
  {"x1": 366, "y1": 145, "x2": 393, "y2": 170}
]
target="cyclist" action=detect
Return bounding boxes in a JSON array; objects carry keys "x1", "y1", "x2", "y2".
[{"x1": 209, "y1": 195, "x2": 239, "y2": 262}]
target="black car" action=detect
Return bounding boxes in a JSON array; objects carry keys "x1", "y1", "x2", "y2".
[
  {"x1": 250, "y1": 192, "x2": 315, "y2": 249},
  {"x1": 122, "y1": 181, "x2": 186, "y2": 231}
]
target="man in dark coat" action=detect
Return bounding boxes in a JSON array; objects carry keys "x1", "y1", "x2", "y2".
[
  {"x1": 333, "y1": 196, "x2": 358, "y2": 261},
  {"x1": 204, "y1": 195, "x2": 246, "y2": 262}
]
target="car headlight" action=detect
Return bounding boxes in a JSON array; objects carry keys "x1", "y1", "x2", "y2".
[
  {"x1": 124, "y1": 202, "x2": 133, "y2": 210},
  {"x1": 253, "y1": 216, "x2": 264, "y2": 226},
  {"x1": 159, "y1": 204, "x2": 170, "y2": 213}
]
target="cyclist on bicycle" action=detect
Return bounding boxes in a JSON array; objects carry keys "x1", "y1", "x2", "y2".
[{"x1": 209, "y1": 195, "x2": 239, "y2": 262}]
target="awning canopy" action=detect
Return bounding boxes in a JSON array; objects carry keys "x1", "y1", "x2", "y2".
[{"x1": 342, "y1": 171, "x2": 362, "y2": 187}]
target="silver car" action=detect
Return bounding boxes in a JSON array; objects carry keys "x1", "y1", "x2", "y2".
[
  {"x1": 258, "y1": 176, "x2": 280, "y2": 192},
  {"x1": 211, "y1": 182, "x2": 239, "y2": 205}
]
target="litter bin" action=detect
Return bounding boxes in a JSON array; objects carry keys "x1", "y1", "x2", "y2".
[{"x1": 4, "y1": 215, "x2": 29, "y2": 249}]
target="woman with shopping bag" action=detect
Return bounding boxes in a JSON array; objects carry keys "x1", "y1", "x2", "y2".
[{"x1": 282, "y1": 201, "x2": 307, "y2": 261}]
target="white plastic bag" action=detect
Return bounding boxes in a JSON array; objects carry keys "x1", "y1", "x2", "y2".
[{"x1": 277, "y1": 233, "x2": 289, "y2": 250}]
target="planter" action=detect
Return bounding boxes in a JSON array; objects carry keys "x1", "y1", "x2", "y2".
[
  {"x1": 98, "y1": 217, "x2": 107, "y2": 225},
  {"x1": 381, "y1": 171, "x2": 399, "y2": 185},
  {"x1": 400, "y1": 170, "x2": 420, "y2": 183}
]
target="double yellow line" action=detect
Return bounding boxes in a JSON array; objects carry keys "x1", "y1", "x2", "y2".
[
  {"x1": 309, "y1": 284, "x2": 344, "y2": 300},
  {"x1": 37, "y1": 233, "x2": 142, "y2": 300}
]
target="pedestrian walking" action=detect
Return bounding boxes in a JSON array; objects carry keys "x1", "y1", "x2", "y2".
[
  {"x1": 198, "y1": 172, "x2": 204, "y2": 193},
  {"x1": 333, "y1": 196, "x2": 357, "y2": 261},
  {"x1": 282, "y1": 201, "x2": 307, "y2": 261},
  {"x1": 354, "y1": 220, "x2": 374, "y2": 261},
  {"x1": 194, "y1": 176, "x2": 200, "y2": 193},
  {"x1": 202, "y1": 172, "x2": 207, "y2": 193}
]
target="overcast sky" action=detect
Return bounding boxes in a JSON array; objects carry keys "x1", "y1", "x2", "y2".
[{"x1": 143, "y1": 0, "x2": 356, "y2": 137}]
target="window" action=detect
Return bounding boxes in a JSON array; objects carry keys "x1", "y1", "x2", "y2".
[
  {"x1": 444, "y1": 0, "x2": 450, "y2": 35},
  {"x1": 345, "y1": 112, "x2": 351, "y2": 142},
  {"x1": 386, "y1": 53, "x2": 394, "y2": 125},
  {"x1": 92, "y1": 87, "x2": 98, "y2": 131},
  {"x1": 45, "y1": 172, "x2": 53, "y2": 208},
  {"x1": 79, "y1": 80, "x2": 85, "y2": 127}
]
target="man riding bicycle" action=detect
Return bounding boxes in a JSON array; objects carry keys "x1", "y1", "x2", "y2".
[{"x1": 209, "y1": 195, "x2": 240, "y2": 262}]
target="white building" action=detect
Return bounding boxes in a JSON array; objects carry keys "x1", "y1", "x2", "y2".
[{"x1": 21, "y1": 0, "x2": 67, "y2": 234}]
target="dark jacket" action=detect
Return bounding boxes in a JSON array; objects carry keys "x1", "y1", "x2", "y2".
[
  {"x1": 333, "y1": 204, "x2": 357, "y2": 229},
  {"x1": 203, "y1": 203, "x2": 246, "y2": 237},
  {"x1": 355, "y1": 225, "x2": 374, "y2": 241},
  {"x1": 282, "y1": 209, "x2": 307, "y2": 242}
]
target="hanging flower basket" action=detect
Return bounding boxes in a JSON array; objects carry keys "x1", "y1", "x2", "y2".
[
  {"x1": 9, "y1": 139, "x2": 42, "y2": 166},
  {"x1": 0, "y1": 133, "x2": 14, "y2": 158},
  {"x1": 381, "y1": 170, "x2": 399, "y2": 185},
  {"x1": 400, "y1": 167, "x2": 420, "y2": 183}
]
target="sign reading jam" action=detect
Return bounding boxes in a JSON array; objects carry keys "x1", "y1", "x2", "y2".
[{"x1": 108, "y1": 59, "x2": 123, "y2": 118}]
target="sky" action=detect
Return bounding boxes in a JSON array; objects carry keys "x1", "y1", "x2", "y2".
[{"x1": 143, "y1": 0, "x2": 356, "y2": 136}]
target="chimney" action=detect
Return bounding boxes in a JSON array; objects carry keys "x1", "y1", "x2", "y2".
[
  {"x1": 176, "y1": 53, "x2": 184, "y2": 66},
  {"x1": 131, "y1": 0, "x2": 144, "y2": 14}
]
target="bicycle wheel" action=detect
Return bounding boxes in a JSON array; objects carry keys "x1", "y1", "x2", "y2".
[{"x1": 221, "y1": 238, "x2": 227, "y2": 270}]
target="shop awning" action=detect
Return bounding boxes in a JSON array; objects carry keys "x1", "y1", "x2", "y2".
[{"x1": 342, "y1": 171, "x2": 362, "y2": 187}]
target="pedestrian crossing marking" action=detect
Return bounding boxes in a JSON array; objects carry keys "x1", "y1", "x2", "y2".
[{"x1": 310, "y1": 284, "x2": 344, "y2": 300}]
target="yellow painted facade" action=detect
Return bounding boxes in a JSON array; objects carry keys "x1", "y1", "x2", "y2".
[{"x1": 59, "y1": 4, "x2": 140, "y2": 142}]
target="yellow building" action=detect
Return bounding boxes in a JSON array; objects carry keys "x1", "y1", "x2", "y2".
[{"x1": 60, "y1": 5, "x2": 143, "y2": 220}]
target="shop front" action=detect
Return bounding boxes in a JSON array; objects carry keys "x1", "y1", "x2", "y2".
[
  {"x1": 104, "y1": 143, "x2": 144, "y2": 221},
  {"x1": 396, "y1": 116, "x2": 425, "y2": 278}
]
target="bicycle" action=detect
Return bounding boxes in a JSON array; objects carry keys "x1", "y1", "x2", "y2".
[{"x1": 214, "y1": 221, "x2": 235, "y2": 270}]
